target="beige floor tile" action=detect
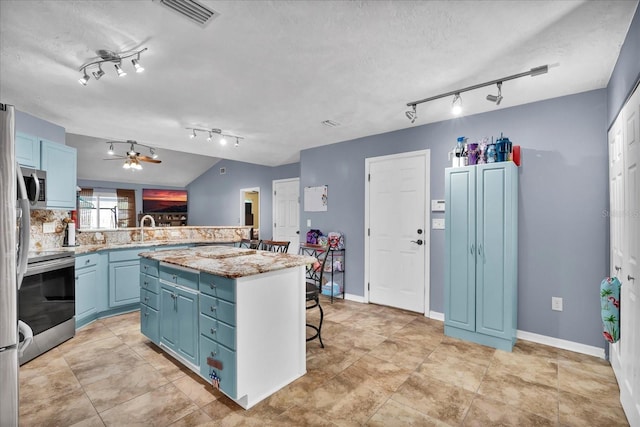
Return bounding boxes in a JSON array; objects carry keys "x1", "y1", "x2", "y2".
[
  {"x1": 19, "y1": 347, "x2": 68, "y2": 379},
  {"x1": 99, "y1": 383, "x2": 199, "y2": 426},
  {"x1": 512, "y1": 339, "x2": 559, "y2": 359},
  {"x1": 463, "y1": 395, "x2": 557, "y2": 426},
  {"x1": 390, "y1": 321, "x2": 445, "y2": 349},
  {"x1": 63, "y1": 335, "x2": 132, "y2": 367},
  {"x1": 172, "y1": 371, "x2": 218, "y2": 408},
  {"x1": 83, "y1": 362, "x2": 169, "y2": 412},
  {"x1": 391, "y1": 373, "x2": 475, "y2": 425},
  {"x1": 275, "y1": 404, "x2": 340, "y2": 426},
  {"x1": 19, "y1": 362, "x2": 82, "y2": 402},
  {"x1": 418, "y1": 351, "x2": 488, "y2": 392},
  {"x1": 559, "y1": 362, "x2": 621, "y2": 406},
  {"x1": 490, "y1": 349, "x2": 558, "y2": 388},
  {"x1": 57, "y1": 321, "x2": 116, "y2": 352},
  {"x1": 477, "y1": 369, "x2": 558, "y2": 421},
  {"x1": 200, "y1": 395, "x2": 245, "y2": 421},
  {"x1": 69, "y1": 415, "x2": 106, "y2": 427},
  {"x1": 367, "y1": 338, "x2": 432, "y2": 370},
  {"x1": 19, "y1": 387, "x2": 98, "y2": 427},
  {"x1": 340, "y1": 353, "x2": 413, "y2": 393},
  {"x1": 558, "y1": 351, "x2": 617, "y2": 378},
  {"x1": 430, "y1": 336, "x2": 496, "y2": 367},
  {"x1": 559, "y1": 389, "x2": 630, "y2": 427},
  {"x1": 168, "y1": 409, "x2": 214, "y2": 427},
  {"x1": 322, "y1": 381, "x2": 391, "y2": 426},
  {"x1": 68, "y1": 346, "x2": 149, "y2": 387},
  {"x1": 366, "y1": 399, "x2": 451, "y2": 427}
]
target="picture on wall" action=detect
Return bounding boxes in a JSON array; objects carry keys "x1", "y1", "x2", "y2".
[
  {"x1": 304, "y1": 185, "x2": 328, "y2": 212},
  {"x1": 142, "y1": 189, "x2": 188, "y2": 213}
]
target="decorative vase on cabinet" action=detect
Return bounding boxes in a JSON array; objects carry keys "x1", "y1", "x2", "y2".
[{"x1": 444, "y1": 162, "x2": 518, "y2": 351}]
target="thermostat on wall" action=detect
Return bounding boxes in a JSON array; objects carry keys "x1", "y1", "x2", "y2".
[{"x1": 431, "y1": 200, "x2": 445, "y2": 212}]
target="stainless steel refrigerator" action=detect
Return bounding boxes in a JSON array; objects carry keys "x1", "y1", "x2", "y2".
[{"x1": 1, "y1": 103, "x2": 34, "y2": 426}]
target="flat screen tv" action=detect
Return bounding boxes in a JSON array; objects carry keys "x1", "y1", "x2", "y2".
[{"x1": 142, "y1": 189, "x2": 188, "y2": 213}]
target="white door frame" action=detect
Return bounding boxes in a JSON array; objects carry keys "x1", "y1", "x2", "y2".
[
  {"x1": 364, "y1": 149, "x2": 431, "y2": 316},
  {"x1": 272, "y1": 177, "x2": 300, "y2": 251},
  {"x1": 239, "y1": 187, "x2": 260, "y2": 232}
]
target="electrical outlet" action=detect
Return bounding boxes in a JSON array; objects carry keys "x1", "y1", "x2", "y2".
[
  {"x1": 307, "y1": 219, "x2": 311, "y2": 227},
  {"x1": 552, "y1": 297, "x2": 563, "y2": 311},
  {"x1": 42, "y1": 222, "x2": 56, "y2": 233}
]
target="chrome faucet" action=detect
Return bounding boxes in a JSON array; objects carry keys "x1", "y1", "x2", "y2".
[{"x1": 140, "y1": 215, "x2": 156, "y2": 242}]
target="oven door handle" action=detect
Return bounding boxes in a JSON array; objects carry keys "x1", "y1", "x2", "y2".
[
  {"x1": 17, "y1": 163, "x2": 30, "y2": 289},
  {"x1": 25, "y1": 257, "x2": 75, "y2": 277},
  {"x1": 17, "y1": 320, "x2": 33, "y2": 357}
]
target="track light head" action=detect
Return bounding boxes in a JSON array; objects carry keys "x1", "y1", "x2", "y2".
[
  {"x1": 189, "y1": 129, "x2": 197, "y2": 139},
  {"x1": 150, "y1": 148, "x2": 158, "y2": 159},
  {"x1": 107, "y1": 143, "x2": 114, "y2": 156},
  {"x1": 207, "y1": 132, "x2": 213, "y2": 142},
  {"x1": 132, "y1": 56, "x2": 144, "y2": 73},
  {"x1": 486, "y1": 82, "x2": 503, "y2": 105},
  {"x1": 78, "y1": 69, "x2": 90, "y2": 86},
  {"x1": 405, "y1": 105, "x2": 417, "y2": 123},
  {"x1": 235, "y1": 137, "x2": 240, "y2": 148},
  {"x1": 115, "y1": 63, "x2": 127, "y2": 77},
  {"x1": 451, "y1": 93, "x2": 463, "y2": 116},
  {"x1": 92, "y1": 66, "x2": 105, "y2": 80},
  {"x1": 220, "y1": 136, "x2": 227, "y2": 146}
]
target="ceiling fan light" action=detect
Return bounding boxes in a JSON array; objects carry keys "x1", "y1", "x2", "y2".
[
  {"x1": 132, "y1": 58, "x2": 144, "y2": 73},
  {"x1": 122, "y1": 161, "x2": 131, "y2": 169},
  {"x1": 115, "y1": 63, "x2": 127, "y2": 77},
  {"x1": 78, "y1": 69, "x2": 90, "y2": 86}
]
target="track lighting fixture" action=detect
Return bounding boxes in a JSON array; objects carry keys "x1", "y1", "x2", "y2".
[
  {"x1": 186, "y1": 127, "x2": 244, "y2": 147},
  {"x1": 107, "y1": 143, "x2": 114, "y2": 156},
  {"x1": 405, "y1": 65, "x2": 549, "y2": 120},
  {"x1": 405, "y1": 105, "x2": 417, "y2": 123},
  {"x1": 78, "y1": 47, "x2": 147, "y2": 85},
  {"x1": 486, "y1": 82, "x2": 503, "y2": 105},
  {"x1": 78, "y1": 69, "x2": 90, "y2": 86},
  {"x1": 128, "y1": 143, "x2": 136, "y2": 156},
  {"x1": 451, "y1": 93, "x2": 463, "y2": 116}
]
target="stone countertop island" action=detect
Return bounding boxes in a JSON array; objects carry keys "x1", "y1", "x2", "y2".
[{"x1": 137, "y1": 245, "x2": 316, "y2": 409}]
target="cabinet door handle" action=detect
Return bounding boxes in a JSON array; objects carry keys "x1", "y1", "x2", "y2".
[
  {"x1": 210, "y1": 328, "x2": 217, "y2": 334},
  {"x1": 172, "y1": 275, "x2": 177, "y2": 280},
  {"x1": 470, "y1": 244, "x2": 475, "y2": 255},
  {"x1": 144, "y1": 311, "x2": 149, "y2": 317},
  {"x1": 85, "y1": 259, "x2": 90, "y2": 265},
  {"x1": 210, "y1": 306, "x2": 217, "y2": 312},
  {"x1": 143, "y1": 281, "x2": 149, "y2": 287},
  {"x1": 615, "y1": 265, "x2": 621, "y2": 272},
  {"x1": 143, "y1": 265, "x2": 148, "y2": 271},
  {"x1": 144, "y1": 297, "x2": 149, "y2": 302},
  {"x1": 209, "y1": 283, "x2": 216, "y2": 289}
]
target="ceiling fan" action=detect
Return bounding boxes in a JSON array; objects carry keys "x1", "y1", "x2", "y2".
[{"x1": 104, "y1": 140, "x2": 161, "y2": 170}]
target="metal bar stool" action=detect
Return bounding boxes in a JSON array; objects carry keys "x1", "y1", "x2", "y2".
[
  {"x1": 258, "y1": 240, "x2": 290, "y2": 253},
  {"x1": 306, "y1": 247, "x2": 329, "y2": 348}
]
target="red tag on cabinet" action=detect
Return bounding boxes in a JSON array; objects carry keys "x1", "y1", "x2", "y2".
[{"x1": 207, "y1": 357, "x2": 223, "y2": 370}]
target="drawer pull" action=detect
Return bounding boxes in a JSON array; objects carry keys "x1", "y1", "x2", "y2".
[
  {"x1": 144, "y1": 312, "x2": 149, "y2": 317},
  {"x1": 210, "y1": 306, "x2": 217, "y2": 312},
  {"x1": 143, "y1": 265, "x2": 148, "y2": 271},
  {"x1": 85, "y1": 259, "x2": 90, "y2": 264},
  {"x1": 210, "y1": 351, "x2": 217, "y2": 357},
  {"x1": 143, "y1": 281, "x2": 149, "y2": 287},
  {"x1": 209, "y1": 283, "x2": 216, "y2": 289},
  {"x1": 172, "y1": 275, "x2": 177, "y2": 280},
  {"x1": 210, "y1": 328, "x2": 217, "y2": 334},
  {"x1": 144, "y1": 297, "x2": 149, "y2": 302}
]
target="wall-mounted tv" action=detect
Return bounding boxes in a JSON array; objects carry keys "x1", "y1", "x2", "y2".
[{"x1": 142, "y1": 189, "x2": 188, "y2": 213}]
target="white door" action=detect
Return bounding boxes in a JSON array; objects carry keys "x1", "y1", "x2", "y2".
[
  {"x1": 366, "y1": 150, "x2": 430, "y2": 313},
  {"x1": 609, "y1": 111, "x2": 625, "y2": 378},
  {"x1": 620, "y1": 86, "x2": 640, "y2": 427},
  {"x1": 273, "y1": 178, "x2": 300, "y2": 254}
]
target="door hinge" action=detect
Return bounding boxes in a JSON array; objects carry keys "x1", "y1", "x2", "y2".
[
  {"x1": 368, "y1": 282, "x2": 370, "y2": 291},
  {"x1": 368, "y1": 173, "x2": 370, "y2": 182},
  {"x1": 274, "y1": 223, "x2": 277, "y2": 227},
  {"x1": 368, "y1": 228, "x2": 370, "y2": 236},
  {"x1": 274, "y1": 190, "x2": 276, "y2": 196}
]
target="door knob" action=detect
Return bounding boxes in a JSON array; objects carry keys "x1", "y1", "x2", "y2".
[
  {"x1": 629, "y1": 275, "x2": 636, "y2": 282},
  {"x1": 410, "y1": 239, "x2": 424, "y2": 245},
  {"x1": 417, "y1": 229, "x2": 423, "y2": 234}
]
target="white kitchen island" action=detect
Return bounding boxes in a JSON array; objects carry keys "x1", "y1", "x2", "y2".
[{"x1": 138, "y1": 245, "x2": 315, "y2": 409}]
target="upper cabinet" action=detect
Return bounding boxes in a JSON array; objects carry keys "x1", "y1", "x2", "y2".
[
  {"x1": 15, "y1": 132, "x2": 41, "y2": 169},
  {"x1": 40, "y1": 139, "x2": 77, "y2": 210}
]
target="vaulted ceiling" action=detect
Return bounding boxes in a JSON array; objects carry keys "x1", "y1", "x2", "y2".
[{"x1": 1, "y1": 0, "x2": 637, "y2": 185}]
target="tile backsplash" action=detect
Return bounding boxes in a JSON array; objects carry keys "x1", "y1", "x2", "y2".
[{"x1": 29, "y1": 209, "x2": 71, "y2": 251}]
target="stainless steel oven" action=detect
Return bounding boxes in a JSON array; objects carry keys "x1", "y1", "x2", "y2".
[{"x1": 18, "y1": 250, "x2": 75, "y2": 364}]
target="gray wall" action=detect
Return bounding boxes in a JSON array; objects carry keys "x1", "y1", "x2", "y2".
[
  {"x1": 15, "y1": 110, "x2": 65, "y2": 145},
  {"x1": 77, "y1": 179, "x2": 186, "y2": 226},
  {"x1": 300, "y1": 89, "x2": 608, "y2": 348},
  {"x1": 607, "y1": 3, "x2": 640, "y2": 127},
  {"x1": 187, "y1": 160, "x2": 299, "y2": 239}
]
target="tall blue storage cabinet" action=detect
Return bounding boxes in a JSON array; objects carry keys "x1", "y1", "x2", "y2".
[{"x1": 444, "y1": 162, "x2": 518, "y2": 351}]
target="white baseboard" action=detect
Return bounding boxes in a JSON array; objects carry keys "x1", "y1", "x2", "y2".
[
  {"x1": 516, "y1": 330, "x2": 605, "y2": 359},
  {"x1": 344, "y1": 293, "x2": 365, "y2": 303},
  {"x1": 428, "y1": 310, "x2": 444, "y2": 321}
]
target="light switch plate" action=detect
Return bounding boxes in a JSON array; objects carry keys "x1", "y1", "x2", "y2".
[
  {"x1": 432, "y1": 218, "x2": 445, "y2": 230},
  {"x1": 307, "y1": 219, "x2": 311, "y2": 227},
  {"x1": 431, "y1": 200, "x2": 445, "y2": 212},
  {"x1": 552, "y1": 297, "x2": 563, "y2": 311},
  {"x1": 43, "y1": 222, "x2": 56, "y2": 233}
]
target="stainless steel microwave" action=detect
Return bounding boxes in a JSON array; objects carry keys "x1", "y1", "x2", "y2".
[{"x1": 19, "y1": 167, "x2": 46, "y2": 209}]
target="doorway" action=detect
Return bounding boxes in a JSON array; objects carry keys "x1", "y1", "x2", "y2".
[
  {"x1": 273, "y1": 178, "x2": 300, "y2": 254},
  {"x1": 365, "y1": 150, "x2": 430, "y2": 314},
  {"x1": 240, "y1": 187, "x2": 260, "y2": 239}
]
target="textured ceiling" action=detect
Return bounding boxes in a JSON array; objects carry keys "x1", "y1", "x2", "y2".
[{"x1": 0, "y1": 0, "x2": 637, "y2": 185}]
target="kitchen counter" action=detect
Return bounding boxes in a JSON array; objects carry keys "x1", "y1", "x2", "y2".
[{"x1": 138, "y1": 245, "x2": 316, "y2": 278}]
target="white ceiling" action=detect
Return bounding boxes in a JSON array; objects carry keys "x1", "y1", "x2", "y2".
[{"x1": 1, "y1": 0, "x2": 637, "y2": 185}]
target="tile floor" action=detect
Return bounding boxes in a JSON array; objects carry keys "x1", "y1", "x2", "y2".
[{"x1": 19, "y1": 299, "x2": 629, "y2": 426}]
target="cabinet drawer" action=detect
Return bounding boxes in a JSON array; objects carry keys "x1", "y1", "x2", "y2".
[
  {"x1": 139, "y1": 273, "x2": 159, "y2": 294},
  {"x1": 76, "y1": 253, "x2": 100, "y2": 269},
  {"x1": 199, "y1": 335, "x2": 236, "y2": 398},
  {"x1": 140, "y1": 288, "x2": 159, "y2": 310},
  {"x1": 140, "y1": 258, "x2": 159, "y2": 277},
  {"x1": 199, "y1": 313, "x2": 235, "y2": 350},
  {"x1": 160, "y1": 264, "x2": 198, "y2": 290},
  {"x1": 109, "y1": 248, "x2": 142, "y2": 262},
  {"x1": 200, "y1": 273, "x2": 235, "y2": 302},
  {"x1": 199, "y1": 293, "x2": 235, "y2": 326},
  {"x1": 140, "y1": 305, "x2": 159, "y2": 344}
]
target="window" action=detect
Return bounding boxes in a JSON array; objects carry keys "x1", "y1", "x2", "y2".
[{"x1": 77, "y1": 188, "x2": 136, "y2": 229}]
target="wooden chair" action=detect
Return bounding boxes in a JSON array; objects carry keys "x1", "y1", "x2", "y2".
[
  {"x1": 258, "y1": 240, "x2": 290, "y2": 253},
  {"x1": 236, "y1": 238, "x2": 261, "y2": 249}
]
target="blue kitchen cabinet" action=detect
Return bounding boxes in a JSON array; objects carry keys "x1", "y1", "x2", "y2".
[
  {"x1": 140, "y1": 258, "x2": 160, "y2": 344},
  {"x1": 15, "y1": 132, "x2": 40, "y2": 168},
  {"x1": 75, "y1": 252, "x2": 107, "y2": 329},
  {"x1": 159, "y1": 264, "x2": 199, "y2": 366},
  {"x1": 108, "y1": 249, "x2": 142, "y2": 308},
  {"x1": 444, "y1": 162, "x2": 518, "y2": 351},
  {"x1": 40, "y1": 139, "x2": 77, "y2": 209}
]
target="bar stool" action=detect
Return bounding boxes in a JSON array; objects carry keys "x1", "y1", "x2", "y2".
[
  {"x1": 306, "y1": 247, "x2": 329, "y2": 348},
  {"x1": 237, "y1": 238, "x2": 261, "y2": 249},
  {"x1": 258, "y1": 240, "x2": 290, "y2": 253}
]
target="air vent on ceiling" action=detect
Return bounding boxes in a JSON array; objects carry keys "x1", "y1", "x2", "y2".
[
  {"x1": 321, "y1": 120, "x2": 341, "y2": 127},
  {"x1": 220, "y1": 167, "x2": 226, "y2": 175},
  {"x1": 154, "y1": 0, "x2": 219, "y2": 28}
]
